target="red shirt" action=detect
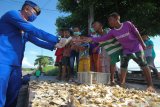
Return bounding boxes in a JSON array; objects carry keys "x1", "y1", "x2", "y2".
[{"x1": 55, "y1": 48, "x2": 64, "y2": 56}]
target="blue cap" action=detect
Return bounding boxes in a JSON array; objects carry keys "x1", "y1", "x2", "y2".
[{"x1": 24, "y1": 0, "x2": 41, "y2": 15}]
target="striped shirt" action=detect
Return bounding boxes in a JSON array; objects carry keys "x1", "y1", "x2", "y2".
[
  {"x1": 99, "y1": 38, "x2": 122, "y2": 57},
  {"x1": 92, "y1": 21, "x2": 143, "y2": 54}
]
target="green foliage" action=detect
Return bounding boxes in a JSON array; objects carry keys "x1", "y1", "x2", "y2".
[
  {"x1": 56, "y1": 0, "x2": 160, "y2": 36},
  {"x1": 43, "y1": 66, "x2": 59, "y2": 76},
  {"x1": 34, "y1": 55, "x2": 54, "y2": 69},
  {"x1": 43, "y1": 66, "x2": 55, "y2": 72},
  {"x1": 22, "y1": 68, "x2": 35, "y2": 72}
]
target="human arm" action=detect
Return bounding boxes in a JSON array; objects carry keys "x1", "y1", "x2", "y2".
[
  {"x1": 92, "y1": 45, "x2": 100, "y2": 53},
  {"x1": 147, "y1": 46, "x2": 153, "y2": 49},
  {"x1": 146, "y1": 40, "x2": 154, "y2": 49},
  {"x1": 92, "y1": 31, "x2": 113, "y2": 43},
  {"x1": 27, "y1": 34, "x2": 54, "y2": 51},
  {"x1": 84, "y1": 31, "x2": 113, "y2": 43},
  {"x1": 5, "y1": 11, "x2": 58, "y2": 45}
]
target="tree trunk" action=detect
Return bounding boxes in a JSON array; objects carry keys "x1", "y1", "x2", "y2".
[{"x1": 88, "y1": 4, "x2": 94, "y2": 33}]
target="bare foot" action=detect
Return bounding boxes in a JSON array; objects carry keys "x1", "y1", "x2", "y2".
[
  {"x1": 146, "y1": 86, "x2": 156, "y2": 93},
  {"x1": 110, "y1": 81, "x2": 117, "y2": 86},
  {"x1": 56, "y1": 76, "x2": 61, "y2": 81},
  {"x1": 120, "y1": 83, "x2": 126, "y2": 88}
]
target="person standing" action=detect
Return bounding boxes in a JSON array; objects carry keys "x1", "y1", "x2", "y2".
[
  {"x1": 89, "y1": 26, "x2": 101, "y2": 72},
  {"x1": 70, "y1": 27, "x2": 80, "y2": 80},
  {"x1": 78, "y1": 35, "x2": 90, "y2": 72},
  {"x1": 55, "y1": 29, "x2": 64, "y2": 80},
  {"x1": 0, "y1": 1, "x2": 59, "y2": 107},
  {"x1": 86, "y1": 12, "x2": 155, "y2": 92},
  {"x1": 91, "y1": 21, "x2": 122, "y2": 85},
  {"x1": 61, "y1": 29, "x2": 71, "y2": 81},
  {"x1": 142, "y1": 35, "x2": 158, "y2": 78},
  {"x1": 91, "y1": 21, "x2": 111, "y2": 73}
]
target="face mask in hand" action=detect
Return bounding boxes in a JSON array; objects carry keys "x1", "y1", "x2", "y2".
[
  {"x1": 28, "y1": 13, "x2": 37, "y2": 22},
  {"x1": 73, "y1": 32, "x2": 81, "y2": 36}
]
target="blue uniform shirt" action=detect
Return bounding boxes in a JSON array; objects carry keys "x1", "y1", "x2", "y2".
[{"x1": 0, "y1": 10, "x2": 58, "y2": 66}]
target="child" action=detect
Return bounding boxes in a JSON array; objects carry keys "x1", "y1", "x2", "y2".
[
  {"x1": 61, "y1": 29, "x2": 71, "y2": 81},
  {"x1": 35, "y1": 69, "x2": 41, "y2": 78},
  {"x1": 91, "y1": 21, "x2": 111, "y2": 73},
  {"x1": 142, "y1": 35, "x2": 158, "y2": 78},
  {"x1": 70, "y1": 27, "x2": 81, "y2": 81},
  {"x1": 89, "y1": 25, "x2": 101, "y2": 72},
  {"x1": 78, "y1": 35, "x2": 90, "y2": 72},
  {"x1": 86, "y1": 12, "x2": 155, "y2": 92},
  {"x1": 55, "y1": 29, "x2": 64, "y2": 80},
  {"x1": 91, "y1": 21, "x2": 122, "y2": 85},
  {"x1": 55, "y1": 48, "x2": 64, "y2": 80}
]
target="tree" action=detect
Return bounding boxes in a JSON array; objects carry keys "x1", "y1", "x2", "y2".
[
  {"x1": 56, "y1": 0, "x2": 160, "y2": 36},
  {"x1": 34, "y1": 55, "x2": 54, "y2": 71}
]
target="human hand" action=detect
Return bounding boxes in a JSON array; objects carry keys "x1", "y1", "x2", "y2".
[
  {"x1": 57, "y1": 38, "x2": 67, "y2": 48},
  {"x1": 93, "y1": 46, "x2": 99, "y2": 53},
  {"x1": 60, "y1": 37, "x2": 72, "y2": 45},
  {"x1": 55, "y1": 43, "x2": 63, "y2": 48},
  {"x1": 79, "y1": 46, "x2": 86, "y2": 51},
  {"x1": 59, "y1": 38, "x2": 67, "y2": 44},
  {"x1": 142, "y1": 43, "x2": 146, "y2": 50},
  {"x1": 83, "y1": 37, "x2": 92, "y2": 43},
  {"x1": 72, "y1": 37, "x2": 82, "y2": 44}
]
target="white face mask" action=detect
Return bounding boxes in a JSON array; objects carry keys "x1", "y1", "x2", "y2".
[
  {"x1": 90, "y1": 28, "x2": 95, "y2": 33},
  {"x1": 73, "y1": 32, "x2": 81, "y2": 36}
]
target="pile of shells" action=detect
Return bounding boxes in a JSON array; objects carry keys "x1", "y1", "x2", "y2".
[{"x1": 29, "y1": 81, "x2": 160, "y2": 107}]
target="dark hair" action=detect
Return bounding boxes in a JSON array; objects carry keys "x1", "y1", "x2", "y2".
[
  {"x1": 73, "y1": 26, "x2": 80, "y2": 29},
  {"x1": 63, "y1": 28, "x2": 70, "y2": 32},
  {"x1": 80, "y1": 35, "x2": 88, "y2": 37},
  {"x1": 92, "y1": 21, "x2": 103, "y2": 27},
  {"x1": 63, "y1": 28, "x2": 73, "y2": 35},
  {"x1": 108, "y1": 12, "x2": 120, "y2": 20},
  {"x1": 58, "y1": 28, "x2": 64, "y2": 32},
  {"x1": 141, "y1": 34, "x2": 148, "y2": 37},
  {"x1": 141, "y1": 31, "x2": 147, "y2": 36}
]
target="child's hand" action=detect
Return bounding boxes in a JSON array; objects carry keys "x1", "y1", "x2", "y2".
[
  {"x1": 59, "y1": 38, "x2": 67, "y2": 44},
  {"x1": 71, "y1": 45, "x2": 79, "y2": 50},
  {"x1": 83, "y1": 37, "x2": 92, "y2": 43},
  {"x1": 142, "y1": 43, "x2": 146, "y2": 50},
  {"x1": 55, "y1": 43, "x2": 63, "y2": 48},
  {"x1": 93, "y1": 46, "x2": 99, "y2": 53},
  {"x1": 79, "y1": 46, "x2": 86, "y2": 51},
  {"x1": 72, "y1": 37, "x2": 80, "y2": 41}
]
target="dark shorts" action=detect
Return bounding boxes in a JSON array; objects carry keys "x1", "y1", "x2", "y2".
[
  {"x1": 146, "y1": 56, "x2": 154, "y2": 66},
  {"x1": 120, "y1": 51, "x2": 147, "y2": 70},
  {"x1": 62, "y1": 57, "x2": 70, "y2": 66},
  {"x1": 54, "y1": 62, "x2": 62, "y2": 66}
]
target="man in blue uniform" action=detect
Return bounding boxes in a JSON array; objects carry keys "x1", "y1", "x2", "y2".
[{"x1": 0, "y1": 1, "x2": 59, "y2": 107}]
